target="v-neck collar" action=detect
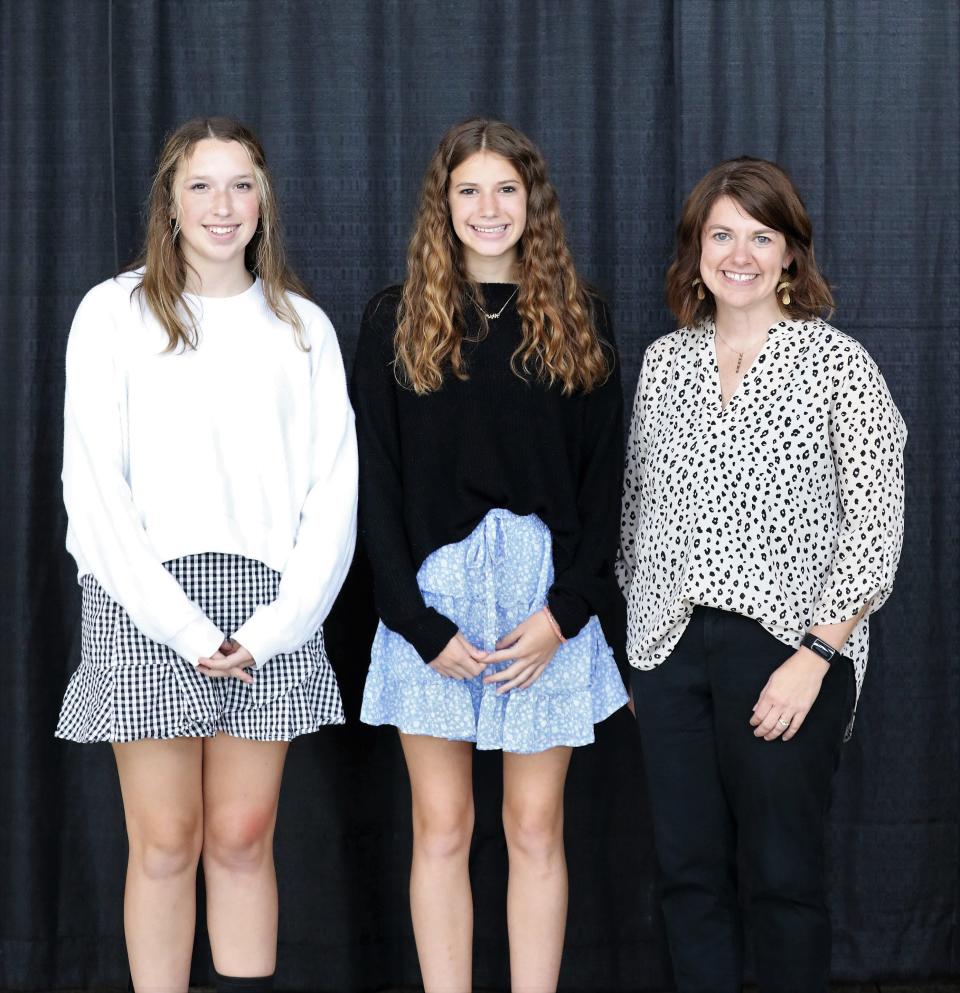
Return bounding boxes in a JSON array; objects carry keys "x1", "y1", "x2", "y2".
[{"x1": 702, "y1": 317, "x2": 792, "y2": 414}]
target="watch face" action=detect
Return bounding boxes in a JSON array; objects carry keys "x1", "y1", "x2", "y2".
[
  {"x1": 804, "y1": 634, "x2": 836, "y2": 661},
  {"x1": 809, "y1": 638, "x2": 834, "y2": 660}
]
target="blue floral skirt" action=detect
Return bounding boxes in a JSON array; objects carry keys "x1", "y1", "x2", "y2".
[{"x1": 360, "y1": 509, "x2": 627, "y2": 753}]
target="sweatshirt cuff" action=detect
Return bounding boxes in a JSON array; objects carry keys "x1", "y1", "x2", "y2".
[
  {"x1": 167, "y1": 615, "x2": 226, "y2": 668},
  {"x1": 232, "y1": 607, "x2": 288, "y2": 670},
  {"x1": 394, "y1": 607, "x2": 459, "y2": 664},
  {"x1": 546, "y1": 588, "x2": 591, "y2": 641}
]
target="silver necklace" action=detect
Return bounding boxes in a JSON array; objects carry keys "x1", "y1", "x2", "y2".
[
  {"x1": 714, "y1": 327, "x2": 768, "y2": 374},
  {"x1": 479, "y1": 284, "x2": 519, "y2": 320}
]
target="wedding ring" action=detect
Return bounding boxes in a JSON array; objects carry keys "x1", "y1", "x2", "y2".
[{"x1": 776, "y1": 717, "x2": 791, "y2": 729}]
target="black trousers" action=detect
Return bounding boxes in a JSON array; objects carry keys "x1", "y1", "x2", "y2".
[{"x1": 633, "y1": 606, "x2": 854, "y2": 993}]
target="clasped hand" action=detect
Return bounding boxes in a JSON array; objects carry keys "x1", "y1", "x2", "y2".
[
  {"x1": 198, "y1": 639, "x2": 256, "y2": 684},
  {"x1": 430, "y1": 610, "x2": 561, "y2": 695}
]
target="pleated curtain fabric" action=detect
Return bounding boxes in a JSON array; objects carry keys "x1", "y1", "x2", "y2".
[{"x1": 0, "y1": 1, "x2": 957, "y2": 988}]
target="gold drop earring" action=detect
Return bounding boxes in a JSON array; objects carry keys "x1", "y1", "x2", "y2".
[
  {"x1": 776, "y1": 269, "x2": 792, "y2": 306},
  {"x1": 692, "y1": 277, "x2": 706, "y2": 301}
]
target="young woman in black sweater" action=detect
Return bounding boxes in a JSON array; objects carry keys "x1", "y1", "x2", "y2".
[{"x1": 352, "y1": 118, "x2": 626, "y2": 993}]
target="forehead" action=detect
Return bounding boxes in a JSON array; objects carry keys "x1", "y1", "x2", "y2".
[
  {"x1": 704, "y1": 195, "x2": 768, "y2": 230},
  {"x1": 180, "y1": 138, "x2": 254, "y2": 177},
  {"x1": 450, "y1": 150, "x2": 521, "y2": 181}
]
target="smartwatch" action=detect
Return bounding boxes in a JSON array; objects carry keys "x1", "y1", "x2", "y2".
[{"x1": 801, "y1": 632, "x2": 838, "y2": 664}]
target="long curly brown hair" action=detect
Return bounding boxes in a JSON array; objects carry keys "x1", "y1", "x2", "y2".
[
  {"x1": 395, "y1": 117, "x2": 610, "y2": 395},
  {"x1": 128, "y1": 117, "x2": 312, "y2": 351}
]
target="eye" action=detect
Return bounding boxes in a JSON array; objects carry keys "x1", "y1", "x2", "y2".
[
  {"x1": 755, "y1": 234, "x2": 771, "y2": 245},
  {"x1": 713, "y1": 231, "x2": 730, "y2": 242},
  {"x1": 189, "y1": 182, "x2": 208, "y2": 191},
  {"x1": 500, "y1": 185, "x2": 518, "y2": 194},
  {"x1": 235, "y1": 181, "x2": 253, "y2": 191},
  {"x1": 458, "y1": 187, "x2": 477, "y2": 196}
]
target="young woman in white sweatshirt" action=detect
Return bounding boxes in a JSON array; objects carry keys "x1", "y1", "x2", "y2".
[{"x1": 55, "y1": 117, "x2": 357, "y2": 993}]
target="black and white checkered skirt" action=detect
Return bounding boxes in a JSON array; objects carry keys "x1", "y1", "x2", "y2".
[{"x1": 56, "y1": 553, "x2": 345, "y2": 743}]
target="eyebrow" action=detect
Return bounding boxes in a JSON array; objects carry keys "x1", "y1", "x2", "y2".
[
  {"x1": 184, "y1": 173, "x2": 255, "y2": 182},
  {"x1": 707, "y1": 223, "x2": 774, "y2": 234},
  {"x1": 453, "y1": 177, "x2": 522, "y2": 187}
]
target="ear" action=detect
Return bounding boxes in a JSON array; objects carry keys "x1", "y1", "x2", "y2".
[{"x1": 783, "y1": 249, "x2": 795, "y2": 271}]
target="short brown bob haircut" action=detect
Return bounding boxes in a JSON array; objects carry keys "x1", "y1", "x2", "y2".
[{"x1": 665, "y1": 157, "x2": 834, "y2": 327}]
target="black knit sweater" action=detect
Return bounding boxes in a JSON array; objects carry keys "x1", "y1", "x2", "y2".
[{"x1": 350, "y1": 283, "x2": 624, "y2": 664}]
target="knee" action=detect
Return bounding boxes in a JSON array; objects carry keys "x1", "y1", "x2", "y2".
[
  {"x1": 129, "y1": 816, "x2": 202, "y2": 881},
  {"x1": 203, "y1": 805, "x2": 277, "y2": 872},
  {"x1": 656, "y1": 830, "x2": 735, "y2": 885},
  {"x1": 502, "y1": 802, "x2": 564, "y2": 863},
  {"x1": 748, "y1": 836, "x2": 824, "y2": 906},
  {"x1": 412, "y1": 801, "x2": 474, "y2": 861}
]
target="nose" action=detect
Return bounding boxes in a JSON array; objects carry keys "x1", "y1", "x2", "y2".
[
  {"x1": 477, "y1": 190, "x2": 497, "y2": 217},
  {"x1": 730, "y1": 237, "x2": 751, "y2": 265},
  {"x1": 210, "y1": 188, "x2": 232, "y2": 216}
]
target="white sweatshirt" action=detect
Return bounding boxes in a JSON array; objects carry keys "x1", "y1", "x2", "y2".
[{"x1": 62, "y1": 270, "x2": 358, "y2": 668}]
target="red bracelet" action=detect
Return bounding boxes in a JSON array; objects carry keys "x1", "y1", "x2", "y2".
[{"x1": 541, "y1": 605, "x2": 567, "y2": 643}]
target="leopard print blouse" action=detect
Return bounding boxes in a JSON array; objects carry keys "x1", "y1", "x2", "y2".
[{"x1": 616, "y1": 317, "x2": 906, "y2": 734}]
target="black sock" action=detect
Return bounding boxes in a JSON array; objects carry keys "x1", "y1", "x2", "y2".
[{"x1": 213, "y1": 971, "x2": 275, "y2": 993}]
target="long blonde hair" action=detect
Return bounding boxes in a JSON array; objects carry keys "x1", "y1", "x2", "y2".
[
  {"x1": 128, "y1": 117, "x2": 312, "y2": 351},
  {"x1": 395, "y1": 118, "x2": 610, "y2": 395}
]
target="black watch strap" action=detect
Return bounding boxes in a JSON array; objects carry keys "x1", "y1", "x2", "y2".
[{"x1": 801, "y1": 633, "x2": 838, "y2": 664}]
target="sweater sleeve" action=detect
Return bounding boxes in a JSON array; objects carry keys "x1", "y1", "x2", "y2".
[
  {"x1": 62, "y1": 283, "x2": 225, "y2": 666},
  {"x1": 811, "y1": 341, "x2": 907, "y2": 625},
  {"x1": 232, "y1": 310, "x2": 358, "y2": 667},
  {"x1": 351, "y1": 291, "x2": 458, "y2": 663},
  {"x1": 546, "y1": 301, "x2": 625, "y2": 639}
]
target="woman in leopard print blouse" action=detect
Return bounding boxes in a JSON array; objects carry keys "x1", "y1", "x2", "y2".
[{"x1": 616, "y1": 157, "x2": 906, "y2": 993}]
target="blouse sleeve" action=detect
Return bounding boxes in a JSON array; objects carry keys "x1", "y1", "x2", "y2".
[
  {"x1": 350, "y1": 292, "x2": 458, "y2": 663},
  {"x1": 545, "y1": 301, "x2": 625, "y2": 639},
  {"x1": 615, "y1": 341, "x2": 654, "y2": 594},
  {"x1": 232, "y1": 311, "x2": 358, "y2": 667},
  {"x1": 62, "y1": 283, "x2": 226, "y2": 665},
  {"x1": 811, "y1": 342, "x2": 907, "y2": 624}
]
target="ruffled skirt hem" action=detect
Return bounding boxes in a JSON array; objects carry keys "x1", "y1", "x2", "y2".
[{"x1": 56, "y1": 657, "x2": 345, "y2": 744}]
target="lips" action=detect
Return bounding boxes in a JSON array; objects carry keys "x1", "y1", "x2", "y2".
[
  {"x1": 721, "y1": 270, "x2": 759, "y2": 283},
  {"x1": 469, "y1": 223, "x2": 509, "y2": 236},
  {"x1": 205, "y1": 224, "x2": 240, "y2": 239}
]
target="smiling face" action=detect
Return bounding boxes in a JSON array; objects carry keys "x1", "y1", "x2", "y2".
[
  {"x1": 699, "y1": 195, "x2": 793, "y2": 322},
  {"x1": 173, "y1": 138, "x2": 260, "y2": 286},
  {"x1": 447, "y1": 150, "x2": 527, "y2": 281}
]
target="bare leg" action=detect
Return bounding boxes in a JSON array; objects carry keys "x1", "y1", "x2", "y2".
[
  {"x1": 112, "y1": 737, "x2": 204, "y2": 993},
  {"x1": 502, "y1": 746, "x2": 572, "y2": 993},
  {"x1": 201, "y1": 733, "x2": 289, "y2": 978},
  {"x1": 400, "y1": 733, "x2": 475, "y2": 993}
]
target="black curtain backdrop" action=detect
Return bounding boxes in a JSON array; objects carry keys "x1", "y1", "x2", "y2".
[{"x1": 1, "y1": 1, "x2": 957, "y2": 990}]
